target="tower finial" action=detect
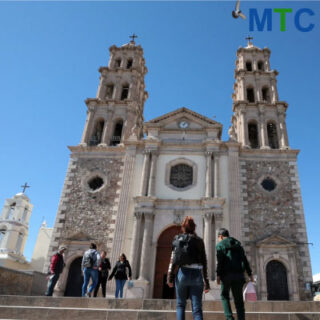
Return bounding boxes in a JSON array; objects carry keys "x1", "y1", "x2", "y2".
[
  {"x1": 20, "y1": 182, "x2": 30, "y2": 193},
  {"x1": 129, "y1": 33, "x2": 138, "y2": 44},
  {"x1": 246, "y1": 35, "x2": 253, "y2": 47}
]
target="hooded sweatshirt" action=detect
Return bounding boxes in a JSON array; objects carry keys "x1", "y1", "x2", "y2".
[{"x1": 216, "y1": 237, "x2": 252, "y2": 278}]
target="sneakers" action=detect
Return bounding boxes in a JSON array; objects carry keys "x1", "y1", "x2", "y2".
[{"x1": 85, "y1": 292, "x2": 91, "y2": 298}]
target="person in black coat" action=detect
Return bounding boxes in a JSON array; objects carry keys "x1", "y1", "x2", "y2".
[
  {"x1": 108, "y1": 253, "x2": 132, "y2": 298},
  {"x1": 93, "y1": 250, "x2": 111, "y2": 297}
]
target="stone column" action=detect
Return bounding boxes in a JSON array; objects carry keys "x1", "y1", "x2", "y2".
[
  {"x1": 138, "y1": 212, "x2": 154, "y2": 280},
  {"x1": 147, "y1": 152, "x2": 158, "y2": 197},
  {"x1": 278, "y1": 113, "x2": 289, "y2": 148},
  {"x1": 96, "y1": 78, "x2": 106, "y2": 100},
  {"x1": 228, "y1": 146, "x2": 242, "y2": 241},
  {"x1": 270, "y1": 79, "x2": 278, "y2": 102},
  {"x1": 213, "y1": 154, "x2": 219, "y2": 198},
  {"x1": 204, "y1": 212, "x2": 213, "y2": 280},
  {"x1": 101, "y1": 111, "x2": 114, "y2": 145},
  {"x1": 240, "y1": 77, "x2": 245, "y2": 100},
  {"x1": 205, "y1": 152, "x2": 213, "y2": 198},
  {"x1": 256, "y1": 79, "x2": 261, "y2": 102},
  {"x1": 140, "y1": 150, "x2": 151, "y2": 196},
  {"x1": 240, "y1": 109, "x2": 249, "y2": 147},
  {"x1": 80, "y1": 107, "x2": 95, "y2": 145},
  {"x1": 259, "y1": 108, "x2": 268, "y2": 149},
  {"x1": 130, "y1": 212, "x2": 142, "y2": 279}
]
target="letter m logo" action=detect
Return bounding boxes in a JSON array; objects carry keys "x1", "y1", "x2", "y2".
[{"x1": 249, "y1": 9, "x2": 272, "y2": 31}]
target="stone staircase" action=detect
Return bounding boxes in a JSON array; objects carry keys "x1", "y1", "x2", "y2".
[{"x1": 0, "y1": 295, "x2": 320, "y2": 319}]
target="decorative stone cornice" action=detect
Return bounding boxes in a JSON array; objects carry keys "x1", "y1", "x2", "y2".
[
  {"x1": 233, "y1": 100, "x2": 288, "y2": 112},
  {"x1": 240, "y1": 148, "x2": 299, "y2": 159},
  {"x1": 69, "y1": 145, "x2": 125, "y2": 154},
  {"x1": 200, "y1": 197, "x2": 225, "y2": 209}
]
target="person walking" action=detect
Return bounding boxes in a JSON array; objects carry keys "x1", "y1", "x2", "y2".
[
  {"x1": 167, "y1": 216, "x2": 210, "y2": 320},
  {"x1": 45, "y1": 246, "x2": 67, "y2": 296},
  {"x1": 93, "y1": 250, "x2": 111, "y2": 298},
  {"x1": 81, "y1": 243, "x2": 101, "y2": 297},
  {"x1": 108, "y1": 253, "x2": 132, "y2": 298},
  {"x1": 216, "y1": 228, "x2": 254, "y2": 320}
]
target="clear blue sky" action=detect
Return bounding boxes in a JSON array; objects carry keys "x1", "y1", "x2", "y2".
[{"x1": 0, "y1": 1, "x2": 319, "y2": 274}]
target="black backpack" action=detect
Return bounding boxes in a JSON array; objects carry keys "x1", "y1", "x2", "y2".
[{"x1": 172, "y1": 234, "x2": 198, "y2": 266}]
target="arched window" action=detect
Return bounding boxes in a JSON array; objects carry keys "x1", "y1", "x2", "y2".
[
  {"x1": 248, "y1": 122, "x2": 259, "y2": 149},
  {"x1": 258, "y1": 61, "x2": 264, "y2": 71},
  {"x1": 267, "y1": 122, "x2": 279, "y2": 149},
  {"x1": 110, "y1": 120, "x2": 123, "y2": 146},
  {"x1": 246, "y1": 87, "x2": 255, "y2": 103},
  {"x1": 15, "y1": 232, "x2": 24, "y2": 254},
  {"x1": 262, "y1": 87, "x2": 271, "y2": 102},
  {"x1": 115, "y1": 58, "x2": 121, "y2": 68},
  {"x1": 126, "y1": 58, "x2": 133, "y2": 69},
  {"x1": 121, "y1": 84, "x2": 129, "y2": 100},
  {"x1": 7, "y1": 203, "x2": 16, "y2": 220},
  {"x1": 246, "y1": 61, "x2": 253, "y2": 71},
  {"x1": 170, "y1": 164, "x2": 193, "y2": 189},
  {"x1": 105, "y1": 84, "x2": 114, "y2": 99},
  {"x1": 266, "y1": 260, "x2": 289, "y2": 300},
  {"x1": 89, "y1": 120, "x2": 104, "y2": 146},
  {"x1": 0, "y1": 228, "x2": 6, "y2": 247}
]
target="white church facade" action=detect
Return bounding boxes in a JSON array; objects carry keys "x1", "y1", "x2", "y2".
[{"x1": 45, "y1": 38, "x2": 313, "y2": 300}]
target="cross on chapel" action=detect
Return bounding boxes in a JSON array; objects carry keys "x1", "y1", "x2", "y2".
[
  {"x1": 246, "y1": 36, "x2": 253, "y2": 46},
  {"x1": 21, "y1": 182, "x2": 30, "y2": 193},
  {"x1": 129, "y1": 33, "x2": 138, "y2": 44}
]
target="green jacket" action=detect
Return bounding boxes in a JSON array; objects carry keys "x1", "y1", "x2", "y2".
[{"x1": 216, "y1": 237, "x2": 252, "y2": 278}]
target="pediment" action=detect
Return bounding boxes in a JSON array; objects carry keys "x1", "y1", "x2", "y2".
[
  {"x1": 65, "y1": 231, "x2": 95, "y2": 241},
  {"x1": 256, "y1": 235, "x2": 296, "y2": 248},
  {"x1": 146, "y1": 107, "x2": 222, "y2": 130}
]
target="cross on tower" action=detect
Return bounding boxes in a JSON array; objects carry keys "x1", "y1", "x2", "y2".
[
  {"x1": 129, "y1": 33, "x2": 138, "y2": 43},
  {"x1": 20, "y1": 182, "x2": 30, "y2": 193},
  {"x1": 246, "y1": 36, "x2": 253, "y2": 45}
]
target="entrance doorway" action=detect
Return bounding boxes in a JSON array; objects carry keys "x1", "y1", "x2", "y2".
[
  {"x1": 266, "y1": 260, "x2": 289, "y2": 300},
  {"x1": 153, "y1": 225, "x2": 181, "y2": 299},
  {"x1": 64, "y1": 257, "x2": 83, "y2": 297}
]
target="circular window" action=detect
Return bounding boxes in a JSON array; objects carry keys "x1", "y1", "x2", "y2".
[
  {"x1": 88, "y1": 176, "x2": 104, "y2": 191},
  {"x1": 261, "y1": 177, "x2": 277, "y2": 192},
  {"x1": 170, "y1": 164, "x2": 193, "y2": 189}
]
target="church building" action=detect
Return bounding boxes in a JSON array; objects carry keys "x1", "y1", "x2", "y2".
[{"x1": 45, "y1": 37, "x2": 313, "y2": 300}]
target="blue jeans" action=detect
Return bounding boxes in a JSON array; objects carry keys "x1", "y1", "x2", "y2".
[
  {"x1": 175, "y1": 267, "x2": 204, "y2": 320},
  {"x1": 82, "y1": 268, "x2": 99, "y2": 296},
  {"x1": 115, "y1": 279, "x2": 126, "y2": 298},
  {"x1": 45, "y1": 273, "x2": 60, "y2": 296}
]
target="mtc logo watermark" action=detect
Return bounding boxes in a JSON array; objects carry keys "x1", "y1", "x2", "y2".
[{"x1": 249, "y1": 8, "x2": 315, "y2": 32}]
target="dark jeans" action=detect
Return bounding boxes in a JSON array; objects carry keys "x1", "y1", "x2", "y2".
[
  {"x1": 220, "y1": 274, "x2": 246, "y2": 320},
  {"x1": 115, "y1": 279, "x2": 126, "y2": 298},
  {"x1": 175, "y1": 267, "x2": 204, "y2": 320},
  {"x1": 82, "y1": 268, "x2": 99, "y2": 297},
  {"x1": 45, "y1": 273, "x2": 60, "y2": 296},
  {"x1": 94, "y1": 274, "x2": 108, "y2": 297}
]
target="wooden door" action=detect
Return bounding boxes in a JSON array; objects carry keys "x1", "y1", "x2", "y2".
[
  {"x1": 266, "y1": 260, "x2": 289, "y2": 300},
  {"x1": 153, "y1": 225, "x2": 180, "y2": 299}
]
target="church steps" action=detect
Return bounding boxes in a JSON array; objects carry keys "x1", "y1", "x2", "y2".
[
  {"x1": 1, "y1": 305, "x2": 320, "y2": 320},
  {"x1": 1, "y1": 296, "x2": 320, "y2": 319}
]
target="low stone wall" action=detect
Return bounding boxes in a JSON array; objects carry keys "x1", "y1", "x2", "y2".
[{"x1": 0, "y1": 266, "x2": 47, "y2": 296}]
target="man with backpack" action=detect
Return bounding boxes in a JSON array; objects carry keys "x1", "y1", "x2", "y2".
[
  {"x1": 216, "y1": 228, "x2": 253, "y2": 320},
  {"x1": 45, "y1": 246, "x2": 67, "y2": 296},
  {"x1": 81, "y1": 243, "x2": 101, "y2": 297}
]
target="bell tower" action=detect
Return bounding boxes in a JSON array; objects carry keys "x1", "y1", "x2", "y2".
[
  {"x1": 0, "y1": 187, "x2": 33, "y2": 266},
  {"x1": 80, "y1": 34, "x2": 148, "y2": 147},
  {"x1": 229, "y1": 37, "x2": 289, "y2": 150}
]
